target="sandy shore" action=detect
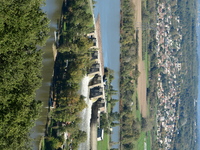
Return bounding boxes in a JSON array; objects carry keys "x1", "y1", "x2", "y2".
[{"x1": 132, "y1": 0, "x2": 147, "y2": 118}]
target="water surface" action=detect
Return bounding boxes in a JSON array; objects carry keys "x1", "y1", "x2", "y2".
[
  {"x1": 94, "y1": 0, "x2": 121, "y2": 148},
  {"x1": 31, "y1": 0, "x2": 63, "y2": 149}
]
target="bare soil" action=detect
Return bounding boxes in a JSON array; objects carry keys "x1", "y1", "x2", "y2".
[{"x1": 132, "y1": 0, "x2": 147, "y2": 118}]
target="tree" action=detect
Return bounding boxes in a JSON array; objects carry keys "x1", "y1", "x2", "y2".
[{"x1": 0, "y1": 0, "x2": 49, "y2": 148}]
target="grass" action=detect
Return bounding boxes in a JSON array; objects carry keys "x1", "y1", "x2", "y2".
[
  {"x1": 86, "y1": 0, "x2": 94, "y2": 28},
  {"x1": 150, "y1": 102, "x2": 158, "y2": 149},
  {"x1": 135, "y1": 131, "x2": 151, "y2": 150},
  {"x1": 86, "y1": 0, "x2": 93, "y2": 15},
  {"x1": 136, "y1": 109, "x2": 142, "y2": 122},
  {"x1": 136, "y1": 132, "x2": 146, "y2": 150},
  {"x1": 97, "y1": 131, "x2": 109, "y2": 150},
  {"x1": 146, "y1": 97, "x2": 150, "y2": 117},
  {"x1": 146, "y1": 131, "x2": 151, "y2": 150}
]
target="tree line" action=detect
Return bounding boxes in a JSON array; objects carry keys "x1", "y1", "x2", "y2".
[
  {"x1": 0, "y1": 0, "x2": 49, "y2": 149},
  {"x1": 119, "y1": 0, "x2": 141, "y2": 149}
]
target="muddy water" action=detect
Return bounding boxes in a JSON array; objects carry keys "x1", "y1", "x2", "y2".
[{"x1": 30, "y1": 0, "x2": 63, "y2": 149}]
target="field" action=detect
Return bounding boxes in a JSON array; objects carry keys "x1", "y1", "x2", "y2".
[{"x1": 134, "y1": 131, "x2": 151, "y2": 150}]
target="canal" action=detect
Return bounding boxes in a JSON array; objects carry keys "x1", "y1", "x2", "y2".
[
  {"x1": 30, "y1": 0, "x2": 63, "y2": 149},
  {"x1": 94, "y1": 0, "x2": 121, "y2": 148}
]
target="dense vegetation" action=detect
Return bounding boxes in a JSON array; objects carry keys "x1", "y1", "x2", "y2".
[
  {"x1": 0, "y1": 0, "x2": 49, "y2": 149},
  {"x1": 172, "y1": 0, "x2": 198, "y2": 149},
  {"x1": 142, "y1": 0, "x2": 159, "y2": 149},
  {"x1": 43, "y1": 0, "x2": 94, "y2": 149},
  {"x1": 119, "y1": 0, "x2": 158, "y2": 148},
  {"x1": 119, "y1": 0, "x2": 141, "y2": 149}
]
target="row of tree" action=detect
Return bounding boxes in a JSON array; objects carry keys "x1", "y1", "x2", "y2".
[{"x1": 119, "y1": 0, "x2": 142, "y2": 149}]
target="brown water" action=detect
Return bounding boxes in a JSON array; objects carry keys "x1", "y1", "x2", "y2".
[{"x1": 30, "y1": 0, "x2": 63, "y2": 149}]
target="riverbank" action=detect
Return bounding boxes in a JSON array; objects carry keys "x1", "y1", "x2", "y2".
[{"x1": 31, "y1": 0, "x2": 63, "y2": 149}]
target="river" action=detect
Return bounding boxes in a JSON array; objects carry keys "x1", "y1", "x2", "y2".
[
  {"x1": 30, "y1": 0, "x2": 63, "y2": 149},
  {"x1": 197, "y1": 0, "x2": 200, "y2": 148},
  {"x1": 197, "y1": 0, "x2": 200, "y2": 147},
  {"x1": 94, "y1": 0, "x2": 121, "y2": 148}
]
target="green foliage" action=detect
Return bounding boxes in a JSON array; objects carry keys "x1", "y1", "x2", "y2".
[
  {"x1": 0, "y1": 0, "x2": 49, "y2": 53},
  {"x1": 45, "y1": 137, "x2": 62, "y2": 150},
  {"x1": 100, "y1": 113, "x2": 109, "y2": 129},
  {"x1": 0, "y1": 0, "x2": 49, "y2": 149},
  {"x1": 44, "y1": 0, "x2": 94, "y2": 149},
  {"x1": 119, "y1": 1, "x2": 142, "y2": 149},
  {"x1": 172, "y1": 1, "x2": 198, "y2": 149},
  {"x1": 59, "y1": 0, "x2": 93, "y2": 49}
]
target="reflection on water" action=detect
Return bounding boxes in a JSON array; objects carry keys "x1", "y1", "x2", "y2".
[{"x1": 30, "y1": 0, "x2": 63, "y2": 149}]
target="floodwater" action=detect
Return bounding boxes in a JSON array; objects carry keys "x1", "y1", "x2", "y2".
[
  {"x1": 30, "y1": 0, "x2": 63, "y2": 149},
  {"x1": 94, "y1": 0, "x2": 121, "y2": 148}
]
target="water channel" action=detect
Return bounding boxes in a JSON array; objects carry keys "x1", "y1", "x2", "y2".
[
  {"x1": 31, "y1": 0, "x2": 63, "y2": 149},
  {"x1": 197, "y1": 0, "x2": 200, "y2": 145},
  {"x1": 94, "y1": 0, "x2": 121, "y2": 148}
]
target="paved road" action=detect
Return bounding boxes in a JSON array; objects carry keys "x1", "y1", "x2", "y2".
[{"x1": 90, "y1": 102, "x2": 98, "y2": 150}]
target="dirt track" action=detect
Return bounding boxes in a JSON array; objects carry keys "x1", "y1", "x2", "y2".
[{"x1": 132, "y1": 0, "x2": 147, "y2": 118}]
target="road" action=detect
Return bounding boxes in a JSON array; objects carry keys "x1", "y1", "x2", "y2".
[{"x1": 90, "y1": 102, "x2": 98, "y2": 150}]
